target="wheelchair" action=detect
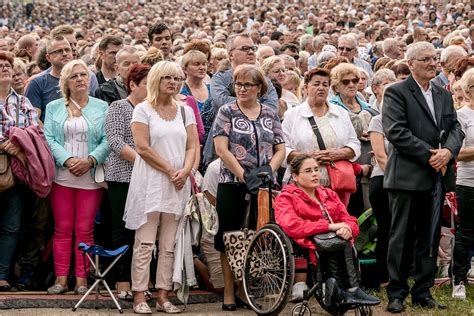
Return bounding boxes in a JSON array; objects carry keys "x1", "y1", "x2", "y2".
[{"x1": 242, "y1": 173, "x2": 374, "y2": 316}]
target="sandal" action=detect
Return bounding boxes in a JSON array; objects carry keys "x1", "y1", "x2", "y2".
[
  {"x1": 144, "y1": 290, "x2": 153, "y2": 301},
  {"x1": 117, "y1": 290, "x2": 133, "y2": 301},
  {"x1": 133, "y1": 301, "x2": 152, "y2": 314},
  {"x1": 74, "y1": 286, "x2": 88, "y2": 295},
  {"x1": 47, "y1": 284, "x2": 68, "y2": 295},
  {"x1": 156, "y1": 301, "x2": 181, "y2": 314}
]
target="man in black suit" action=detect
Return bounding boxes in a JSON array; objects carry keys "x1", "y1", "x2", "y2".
[{"x1": 382, "y1": 42, "x2": 464, "y2": 313}]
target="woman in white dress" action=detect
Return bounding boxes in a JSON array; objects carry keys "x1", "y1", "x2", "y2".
[{"x1": 124, "y1": 61, "x2": 198, "y2": 314}]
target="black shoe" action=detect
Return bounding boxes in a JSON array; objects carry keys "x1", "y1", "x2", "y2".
[
  {"x1": 412, "y1": 296, "x2": 447, "y2": 309},
  {"x1": 0, "y1": 284, "x2": 11, "y2": 292},
  {"x1": 222, "y1": 303, "x2": 237, "y2": 311},
  {"x1": 344, "y1": 288, "x2": 381, "y2": 306},
  {"x1": 387, "y1": 298, "x2": 405, "y2": 313},
  {"x1": 324, "y1": 278, "x2": 344, "y2": 306},
  {"x1": 235, "y1": 296, "x2": 250, "y2": 309}
]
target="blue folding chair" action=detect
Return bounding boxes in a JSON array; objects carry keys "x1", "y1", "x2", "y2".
[{"x1": 72, "y1": 243, "x2": 129, "y2": 314}]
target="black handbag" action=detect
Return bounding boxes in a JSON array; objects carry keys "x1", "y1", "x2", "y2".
[{"x1": 312, "y1": 196, "x2": 347, "y2": 252}]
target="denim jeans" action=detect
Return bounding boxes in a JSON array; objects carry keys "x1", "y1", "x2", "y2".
[{"x1": 0, "y1": 184, "x2": 25, "y2": 280}]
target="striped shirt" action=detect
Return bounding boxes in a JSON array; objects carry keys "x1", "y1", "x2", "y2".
[{"x1": 0, "y1": 89, "x2": 39, "y2": 143}]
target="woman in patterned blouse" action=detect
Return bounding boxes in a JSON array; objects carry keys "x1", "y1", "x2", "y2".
[
  {"x1": 104, "y1": 63, "x2": 150, "y2": 300},
  {"x1": 213, "y1": 65, "x2": 285, "y2": 311}
]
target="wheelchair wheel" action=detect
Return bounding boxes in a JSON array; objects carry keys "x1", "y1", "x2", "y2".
[
  {"x1": 243, "y1": 223, "x2": 295, "y2": 315},
  {"x1": 292, "y1": 303, "x2": 311, "y2": 316},
  {"x1": 355, "y1": 305, "x2": 373, "y2": 316}
]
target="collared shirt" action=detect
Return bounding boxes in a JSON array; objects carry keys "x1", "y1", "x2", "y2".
[
  {"x1": 353, "y1": 57, "x2": 373, "y2": 79},
  {"x1": 0, "y1": 89, "x2": 39, "y2": 143},
  {"x1": 414, "y1": 78, "x2": 437, "y2": 124}
]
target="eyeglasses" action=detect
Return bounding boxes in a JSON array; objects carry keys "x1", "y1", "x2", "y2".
[
  {"x1": 234, "y1": 82, "x2": 260, "y2": 90},
  {"x1": 414, "y1": 56, "x2": 439, "y2": 63},
  {"x1": 0, "y1": 63, "x2": 12, "y2": 70},
  {"x1": 161, "y1": 75, "x2": 185, "y2": 82},
  {"x1": 48, "y1": 48, "x2": 72, "y2": 55},
  {"x1": 338, "y1": 46, "x2": 355, "y2": 52},
  {"x1": 272, "y1": 68, "x2": 288, "y2": 74},
  {"x1": 341, "y1": 78, "x2": 360, "y2": 85},
  {"x1": 69, "y1": 73, "x2": 88, "y2": 81},
  {"x1": 233, "y1": 45, "x2": 258, "y2": 53},
  {"x1": 300, "y1": 167, "x2": 319, "y2": 174}
]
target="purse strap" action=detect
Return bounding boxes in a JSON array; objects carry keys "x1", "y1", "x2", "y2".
[
  {"x1": 308, "y1": 116, "x2": 326, "y2": 151},
  {"x1": 313, "y1": 193, "x2": 335, "y2": 224}
]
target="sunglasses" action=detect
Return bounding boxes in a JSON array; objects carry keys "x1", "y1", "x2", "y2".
[
  {"x1": 341, "y1": 78, "x2": 360, "y2": 85},
  {"x1": 338, "y1": 46, "x2": 355, "y2": 52}
]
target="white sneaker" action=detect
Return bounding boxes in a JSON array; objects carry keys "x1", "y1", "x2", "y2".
[
  {"x1": 291, "y1": 282, "x2": 308, "y2": 302},
  {"x1": 452, "y1": 282, "x2": 466, "y2": 300}
]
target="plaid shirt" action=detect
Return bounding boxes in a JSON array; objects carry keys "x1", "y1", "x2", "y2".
[{"x1": 0, "y1": 89, "x2": 39, "y2": 143}]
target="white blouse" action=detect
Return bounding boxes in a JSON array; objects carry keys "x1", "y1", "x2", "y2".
[{"x1": 281, "y1": 100, "x2": 361, "y2": 182}]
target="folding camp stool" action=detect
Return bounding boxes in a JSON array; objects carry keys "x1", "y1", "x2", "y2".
[{"x1": 72, "y1": 243, "x2": 129, "y2": 314}]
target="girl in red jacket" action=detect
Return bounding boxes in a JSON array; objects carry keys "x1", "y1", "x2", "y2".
[{"x1": 274, "y1": 153, "x2": 380, "y2": 306}]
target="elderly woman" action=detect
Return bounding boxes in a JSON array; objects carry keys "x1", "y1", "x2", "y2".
[
  {"x1": 329, "y1": 63, "x2": 377, "y2": 214},
  {"x1": 282, "y1": 68, "x2": 360, "y2": 206},
  {"x1": 368, "y1": 69, "x2": 396, "y2": 287},
  {"x1": 261, "y1": 56, "x2": 299, "y2": 108},
  {"x1": 213, "y1": 64, "x2": 285, "y2": 311},
  {"x1": 0, "y1": 51, "x2": 39, "y2": 291},
  {"x1": 44, "y1": 59, "x2": 109, "y2": 295},
  {"x1": 12, "y1": 58, "x2": 28, "y2": 95},
  {"x1": 105, "y1": 63, "x2": 150, "y2": 301},
  {"x1": 274, "y1": 154, "x2": 380, "y2": 306},
  {"x1": 281, "y1": 68, "x2": 360, "y2": 300},
  {"x1": 124, "y1": 61, "x2": 197, "y2": 314},
  {"x1": 452, "y1": 68, "x2": 474, "y2": 300}
]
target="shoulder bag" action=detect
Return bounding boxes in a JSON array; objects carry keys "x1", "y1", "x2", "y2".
[
  {"x1": 312, "y1": 195, "x2": 348, "y2": 252},
  {"x1": 308, "y1": 116, "x2": 356, "y2": 193}
]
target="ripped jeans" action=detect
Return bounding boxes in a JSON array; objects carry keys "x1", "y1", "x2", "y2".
[{"x1": 131, "y1": 212, "x2": 179, "y2": 292}]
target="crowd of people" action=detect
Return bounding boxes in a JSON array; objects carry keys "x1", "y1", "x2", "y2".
[{"x1": 0, "y1": 0, "x2": 473, "y2": 314}]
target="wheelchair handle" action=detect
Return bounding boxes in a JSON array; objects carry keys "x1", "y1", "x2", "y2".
[{"x1": 257, "y1": 171, "x2": 270, "y2": 180}]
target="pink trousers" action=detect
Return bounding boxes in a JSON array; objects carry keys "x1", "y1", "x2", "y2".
[{"x1": 49, "y1": 183, "x2": 102, "y2": 278}]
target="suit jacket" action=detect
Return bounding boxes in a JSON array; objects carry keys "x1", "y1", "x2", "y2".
[{"x1": 382, "y1": 75, "x2": 464, "y2": 192}]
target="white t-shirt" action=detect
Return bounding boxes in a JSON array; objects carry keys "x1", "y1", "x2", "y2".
[
  {"x1": 55, "y1": 116, "x2": 99, "y2": 190},
  {"x1": 456, "y1": 106, "x2": 474, "y2": 187},
  {"x1": 203, "y1": 158, "x2": 220, "y2": 198}
]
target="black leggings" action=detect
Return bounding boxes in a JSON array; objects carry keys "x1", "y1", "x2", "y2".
[
  {"x1": 368, "y1": 176, "x2": 390, "y2": 284},
  {"x1": 319, "y1": 244, "x2": 359, "y2": 290},
  {"x1": 107, "y1": 181, "x2": 135, "y2": 283},
  {"x1": 453, "y1": 185, "x2": 474, "y2": 284}
]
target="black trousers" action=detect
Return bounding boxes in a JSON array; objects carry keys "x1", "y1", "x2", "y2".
[
  {"x1": 453, "y1": 185, "x2": 474, "y2": 285},
  {"x1": 368, "y1": 176, "x2": 390, "y2": 284},
  {"x1": 319, "y1": 243, "x2": 359, "y2": 290},
  {"x1": 107, "y1": 181, "x2": 135, "y2": 283},
  {"x1": 386, "y1": 189, "x2": 443, "y2": 301}
]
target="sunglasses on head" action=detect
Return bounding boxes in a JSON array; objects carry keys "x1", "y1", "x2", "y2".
[{"x1": 341, "y1": 78, "x2": 360, "y2": 85}]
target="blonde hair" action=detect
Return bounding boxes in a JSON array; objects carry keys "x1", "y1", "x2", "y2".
[
  {"x1": 460, "y1": 68, "x2": 474, "y2": 94},
  {"x1": 260, "y1": 56, "x2": 284, "y2": 75},
  {"x1": 59, "y1": 59, "x2": 89, "y2": 103},
  {"x1": 181, "y1": 50, "x2": 207, "y2": 70},
  {"x1": 13, "y1": 58, "x2": 27, "y2": 73},
  {"x1": 284, "y1": 70, "x2": 302, "y2": 98},
  {"x1": 147, "y1": 61, "x2": 184, "y2": 106},
  {"x1": 330, "y1": 62, "x2": 360, "y2": 93},
  {"x1": 140, "y1": 47, "x2": 164, "y2": 66}
]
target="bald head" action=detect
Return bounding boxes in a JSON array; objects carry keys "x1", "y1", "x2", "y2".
[{"x1": 257, "y1": 45, "x2": 275, "y2": 65}]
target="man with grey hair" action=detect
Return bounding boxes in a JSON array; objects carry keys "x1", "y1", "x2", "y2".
[
  {"x1": 299, "y1": 34, "x2": 314, "y2": 55},
  {"x1": 382, "y1": 41, "x2": 463, "y2": 313},
  {"x1": 337, "y1": 34, "x2": 373, "y2": 78},
  {"x1": 95, "y1": 46, "x2": 140, "y2": 104},
  {"x1": 211, "y1": 33, "x2": 277, "y2": 110},
  {"x1": 308, "y1": 35, "x2": 328, "y2": 70},
  {"x1": 382, "y1": 38, "x2": 404, "y2": 60},
  {"x1": 431, "y1": 45, "x2": 467, "y2": 88},
  {"x1": 256, "y1": 45, "x2": 275, "y2": 66}
]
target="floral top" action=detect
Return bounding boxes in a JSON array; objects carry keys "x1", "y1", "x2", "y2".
[{"x1": 212, "y1": 102, "x2": 284, "y2": 183}]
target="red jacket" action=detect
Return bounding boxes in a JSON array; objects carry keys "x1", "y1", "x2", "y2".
[{"x1": 274, "y1": 184, "x2": 359, "y2": 251}]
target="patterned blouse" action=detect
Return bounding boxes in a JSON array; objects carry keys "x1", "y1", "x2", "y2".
[
  {"x1": 105, "y1": 98, "x2": 135, "y2": 183},
  {"x1": 212, "y1": 102, "x2": 284, "y2": 183}
]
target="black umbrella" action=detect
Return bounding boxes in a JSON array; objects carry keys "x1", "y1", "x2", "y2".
[{"x1": 429, "y1": 130, "x2": 446, "y2": 257}]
